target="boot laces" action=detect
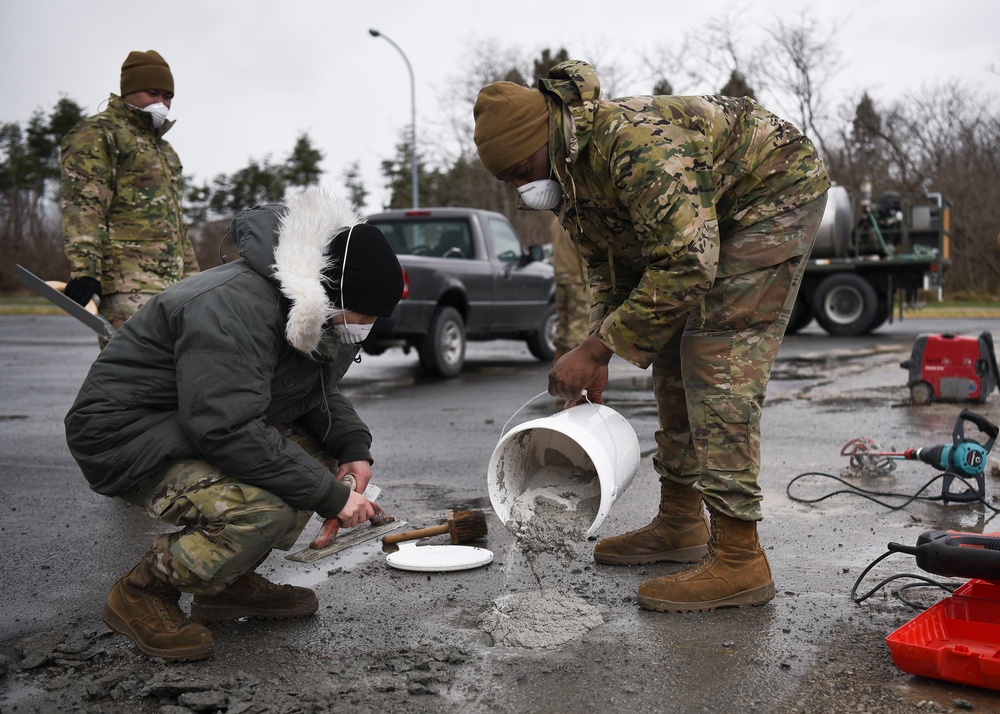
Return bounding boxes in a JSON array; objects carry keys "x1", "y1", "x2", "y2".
[
  {"x1": 678, "y1": 519, "x2": 721, "y2": 579},
  {"x1": 150, "y1": 593, "x2": 185, "y2": 630}
]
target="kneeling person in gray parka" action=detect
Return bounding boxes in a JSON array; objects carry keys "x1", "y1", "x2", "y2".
[{"x1": 64, "y1": 188, "x2": 404, "y2": 661}]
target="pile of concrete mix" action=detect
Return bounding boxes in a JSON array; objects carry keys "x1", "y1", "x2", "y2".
[
  {"x1": 478, "y1": 464, "x2": 604, "y2": 649},
  {"x1": 478, "y1": 588, "x2": 604, "y2": 649}
]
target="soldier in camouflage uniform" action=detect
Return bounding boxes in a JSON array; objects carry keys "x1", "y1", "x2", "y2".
[
  {"x1": 474, "y1": 60, "x2": 830, "y2": 612},
  {"x1": 61, "y1": 50, "x2": 198, "y2": 345},
  {"x1": 551, "y1": 216, "x2": 591, "y2": 361},
  {"x1": 65, "y1": 189, "x2": 404, "y2": 661}
]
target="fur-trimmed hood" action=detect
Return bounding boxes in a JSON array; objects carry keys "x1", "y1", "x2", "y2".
[{"x1": 231, "y1": 188, "x2": 364, "y2": 353}]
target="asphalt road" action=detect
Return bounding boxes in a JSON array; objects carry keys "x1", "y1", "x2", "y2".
[{"x1": 2, "y1": 314, "x2": 1000, "y2": 713}]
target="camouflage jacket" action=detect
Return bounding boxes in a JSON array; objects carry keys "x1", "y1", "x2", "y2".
[
  {"x1": 550, "y1": 216, "x2": 587, "y2": 285},
  {"x1": 538, "y1": 61, "x2": 831, "y2": 368},
  {"x1": 60, "y1": 94, "x2": 199, "y2": 295}
]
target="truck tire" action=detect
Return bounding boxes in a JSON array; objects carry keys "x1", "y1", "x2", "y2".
[
  {"x1": 868, "y1": 300, "x2": 891, "y2": 332},
  {"x1": 417, "y1": 306, "x2": 466, "y2": 378},
  {"x1": 785, "y1": 296, "x2": 813, "y2": 335},
  {"x1": 812, "y1": 274, "x2": 878, "y2": 336},
  {"x1": 527, "y1": 303, "x2": 558, "y2": 361}
]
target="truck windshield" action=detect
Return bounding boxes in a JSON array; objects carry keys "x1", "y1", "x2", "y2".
[{"x1": 368, "y1": 219, "x2": 474, "y2": 259}]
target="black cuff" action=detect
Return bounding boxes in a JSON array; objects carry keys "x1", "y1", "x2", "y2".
[{"x1": 64, "y1": 277, "x2": 102, "y2": 307}]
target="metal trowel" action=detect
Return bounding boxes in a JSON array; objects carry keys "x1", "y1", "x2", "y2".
[{"x1": 286, "y1": 482, "x2": 406, "y2": 563}]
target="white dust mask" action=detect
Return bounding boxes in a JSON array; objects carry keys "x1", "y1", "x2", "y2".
[
  {"x1": 143, "y1": 102, "x2": 170, "y2": 128},
  {"x1": 333, "y1": 322, "x2": 373, "y2": 345},
  {"x1": 517, "y1": 178, "x2": 562, "y2": 211}
]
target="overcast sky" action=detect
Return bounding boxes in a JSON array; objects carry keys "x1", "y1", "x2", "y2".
[{"x1": 3, "y1": 0, "x2": 999, "y2": 212}]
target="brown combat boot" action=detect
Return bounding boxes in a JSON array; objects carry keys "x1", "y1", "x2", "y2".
[
  {"x1": 189, "y1": 570, "x2": 318, "y2": 624},
  {"x1": 101, "y1": 555, "x2": 214, "y2": 661},
  {"x1": 593, "y1": 480, "x2": 710, "y2": 565},
  {"x1": 636, "y1": 509, "x2": 775, "y2": 612}
]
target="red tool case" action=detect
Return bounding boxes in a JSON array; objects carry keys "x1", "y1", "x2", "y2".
[{"x1": 886, "y1": 578, "x2": 1000, "y2": 690}]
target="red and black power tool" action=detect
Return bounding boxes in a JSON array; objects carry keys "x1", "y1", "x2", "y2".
[
  {"x1": 900, "y1": 331, "x2": 999, "y2": 405},
  {"x1": 888, "y1": 530, "x2": 1000, "y2": 583}
]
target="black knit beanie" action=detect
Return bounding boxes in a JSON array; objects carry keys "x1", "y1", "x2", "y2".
[{"x1": 324, "y1": 224, "x2": 403, "y2": 317}]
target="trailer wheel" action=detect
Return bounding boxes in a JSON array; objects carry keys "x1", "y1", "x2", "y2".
[
  {"x1": 526, "y1": 303, "x2": 558, "y2": 361},
  {"x1": 417, "y1": 306, "x2": 466, "y2": 378},
  {"x1": 869, "y1": 300, "x2": 891, "y2": 332},
  {"x1": 785, "y1": 297, "x2": 813, "y2": 334},
  {"x1": 812, "y1": 274, "x2": 878, "y2": 336}
]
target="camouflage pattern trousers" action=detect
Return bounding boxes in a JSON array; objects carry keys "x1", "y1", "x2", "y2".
[
  {"x1": 121, "y1": 427, "x2": 327, "y2": 594},
  {"x1": 652, "y1": 196, "x2": 827, "y2": 521},
  {"x1": 97, "y1": 292, "x2": 154, "y2": 350},
  {"x1": 554, "y1": 277, "x2": 592, "y2": 353}
]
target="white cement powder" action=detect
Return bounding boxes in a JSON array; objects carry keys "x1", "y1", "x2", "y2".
[{"x1": 479, "y1": 464, "x2": 605, "y2": 649}]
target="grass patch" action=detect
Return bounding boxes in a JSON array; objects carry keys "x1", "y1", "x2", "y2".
[{"x1": 0, "y1": 296, "x2": 62, "y2": 314}]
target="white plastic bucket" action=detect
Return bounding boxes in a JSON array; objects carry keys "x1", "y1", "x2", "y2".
[{"x1": 487, "y1": 403, "x2": 640, "y2": 538}]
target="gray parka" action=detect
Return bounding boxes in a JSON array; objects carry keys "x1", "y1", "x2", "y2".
[{"x1": 65, "y1": 191, "x2": 375, "y2": 519}]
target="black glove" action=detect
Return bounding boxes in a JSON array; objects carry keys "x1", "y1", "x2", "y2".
[{"x1": 64, "y1": 277, "x2": 102, "y2": 307}]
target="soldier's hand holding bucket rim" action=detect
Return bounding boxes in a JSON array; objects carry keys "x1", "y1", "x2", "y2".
[{"x1": 549, "y1": 334, "x2": 612, "y2": 407}]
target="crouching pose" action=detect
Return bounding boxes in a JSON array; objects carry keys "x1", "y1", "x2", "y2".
[{"x1": 65, "y1": 188, "x2": 403, "y2": 659}]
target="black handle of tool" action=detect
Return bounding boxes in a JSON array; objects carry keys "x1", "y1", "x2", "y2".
[
  {"x1": 940, "y1": 471, "x2": 985, "y2": 504},
  {"x1": 955, "y1": 409, "x2": 998, "y2": 450},
  {"x1": 888, "y1": 530, "x2": 1000, "y2": 580}
]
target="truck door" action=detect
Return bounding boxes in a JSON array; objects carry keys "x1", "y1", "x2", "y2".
[
  {"x1": 424, "y1": 220, "x2": 495, "y2": 334},
  {"x1": 488, "y1": 217, "x2": 551, "y2": 330}
]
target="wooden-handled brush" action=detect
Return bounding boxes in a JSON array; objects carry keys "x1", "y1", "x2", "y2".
[{"x1": 383, "y1": 509, "x2": 488, "y2": 545}]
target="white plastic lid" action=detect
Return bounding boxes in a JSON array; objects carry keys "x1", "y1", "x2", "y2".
[{"x1": 385, "y1": 543, "x2": 493, "y2": 572}]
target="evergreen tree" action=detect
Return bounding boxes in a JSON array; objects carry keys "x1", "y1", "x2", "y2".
[
  {"x1": 0, "y1": 97, "x2": 85, "y2": 289},
  {"x1": 185, "y1": 133, "x2": 325, "y2": 221},
  {"x1": 532, "y1": 48, "x2": 570, "y2": 81},
  {"x1": 342, "y1": 160, "x2": 368, "y2": 211},
  {"x1": 720, "y1": 70, "x2": 755, "y2": 99},
  {"x1": 652, "y1": 78, "x2": 674, "y2": 96},
  {"x1": 283, "y1": 134, "x2": 324, "y2": 188}
]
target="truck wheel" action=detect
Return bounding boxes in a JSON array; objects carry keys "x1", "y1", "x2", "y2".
[
  {"x1": 527, "y1": 304, "x2": 558, "y2": 361},
  {"x1": 869, "y1": 300, "x2": 891, "y2": 331},
  {"x1": 812, "y1": 274, "x2": 878, "y2": 336},
  {"x1": 417, "y1": 306, "x2": 466, "y2": 378},
  {"x1": 785, "y1": 296, "x2": 812, "y2": 334}
]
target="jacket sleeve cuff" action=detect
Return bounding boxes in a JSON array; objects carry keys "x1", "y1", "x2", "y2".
[
  {"x1": 329, "y1": 428, "x2": 373, "y2": 466},
  {"x1": 336, "y1": 441, "x2": 373, "y2": 467},
  {"x1": 314, "y1": 479, "x2": 352, "y2": 520}
]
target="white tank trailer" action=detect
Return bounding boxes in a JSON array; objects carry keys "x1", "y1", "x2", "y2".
[{"x1": 790, "y1": 182, "x2": 952, "y2": 336}]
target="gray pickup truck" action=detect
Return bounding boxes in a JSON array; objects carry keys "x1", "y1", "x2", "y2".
[{"x1": 363, "y1": 207, "x2": 556, "y2": 377}]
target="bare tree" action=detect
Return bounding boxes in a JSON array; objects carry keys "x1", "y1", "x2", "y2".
[
  {"x1": 830, "y1": 92, "x2": 914, "y2": 192},
  {"x1": 762, "y1": 9, "x2": 844, "y2": 158},
  {"x1": 640, "y1": 8, "x2": 767, "y2": 96},
  {"x1": 827, "y1": 83, "x2": 1000, "y2": 294}
]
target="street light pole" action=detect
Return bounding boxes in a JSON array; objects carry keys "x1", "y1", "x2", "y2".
[{"x1": 369, "y1": 28, "x2": 418, "y2": 208}]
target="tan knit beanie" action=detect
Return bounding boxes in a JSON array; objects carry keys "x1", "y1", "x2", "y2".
[
  {"x1": 120, "y1": 50, "x2": 174, "y2": 96},
  {"x1": 473, "y1": 82, "x2": 549, "y2": 176}
]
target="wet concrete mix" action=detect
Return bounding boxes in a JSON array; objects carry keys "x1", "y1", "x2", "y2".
[{"x1": 478, "y1": 463, "x2": 605, "y2": 649}]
